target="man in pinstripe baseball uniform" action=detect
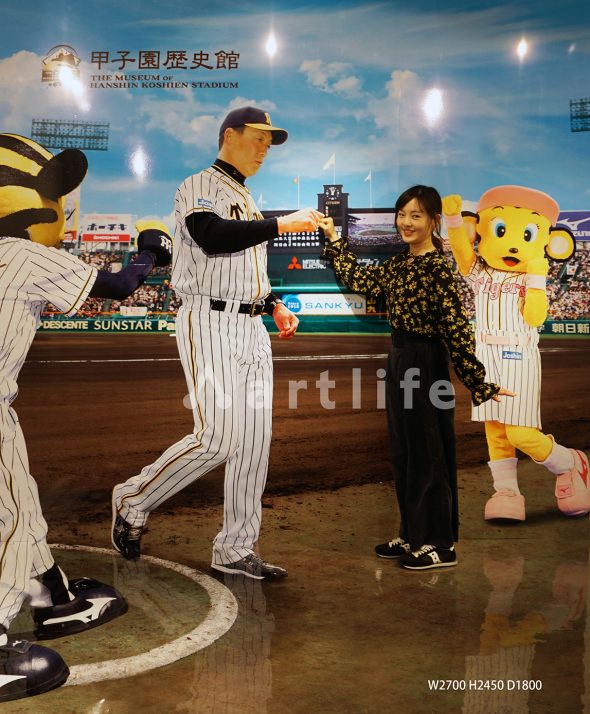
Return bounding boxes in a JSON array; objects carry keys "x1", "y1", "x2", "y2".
[
  {"x1": 443, "y1": 187, "x2": 589, "y2": 522},
  {"x1": 112, "y1": 106, "x2": 322, "y2": 580},
  {"x1": 0, "y1": 133, "x2": 172, "y2": 701}
]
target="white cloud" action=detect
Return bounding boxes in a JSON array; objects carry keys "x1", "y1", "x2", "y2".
[
  {"x1": 369, "y1": 70, "x2": 427, "y2": 143},
  {"x1": 138, "y1": 94, "x2": 279, "y2": 152},
  {"x1": 299, "y1": 59, "x2": 362, "y2": 98},
  {"x1": 325, "y1": 125, "x2": 345, "y2": 140},
  {"x1": 0, "y1": 51, "x2": 92, "y2": 131}
]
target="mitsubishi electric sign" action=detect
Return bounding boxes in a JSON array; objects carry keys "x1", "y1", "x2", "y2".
[{"x1": 282, "y1": 294, "x2": 366, "y2": 315}]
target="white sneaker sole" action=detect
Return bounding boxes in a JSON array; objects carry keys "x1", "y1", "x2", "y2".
[
  {"x1": 211, "y1": 562, "x2": 265, "y2": 580},
  {"x1": 402, "y1": 559, "x2": 458, "y2": 571}
]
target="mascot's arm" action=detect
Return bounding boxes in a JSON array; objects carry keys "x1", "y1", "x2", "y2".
[
  {"x1": 89, "y1": 221, "x2": 172, "y2": 300},
  {"x1": 442, "y1": 194, "x2": 476, "y2": 276},
  {"x1": 522, "y1": 257, "x2": 549, "y2": 327},
  {"x1": 90, "y1": 252, "x2": 155, "y2": 300}
]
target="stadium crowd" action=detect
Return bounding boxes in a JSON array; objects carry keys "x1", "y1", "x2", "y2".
[{"x1": 42, "y1": 245, "x2": 589, "y2": 321}]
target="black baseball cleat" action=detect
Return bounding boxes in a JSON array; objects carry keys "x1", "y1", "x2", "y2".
[
  {"x1": 211, "y1": 554, "x2": 288, "y2": 580},
  {"x1": 0, "y1": 636, "x2": 69, "y2": 702},
  {"x1": 112, "y1": 513, "x2": 145, "y2": 559},
  {"x1": 112, "y1": 490, "x2": 144, "y2": 559},
  {"x1": 33, "y1": 578, "x2": 128, "y2": 640}
]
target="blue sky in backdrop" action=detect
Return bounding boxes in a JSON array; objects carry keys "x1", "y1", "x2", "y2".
[{"x1": 1, "y1": 0, "x2": 589, "y2": 225}]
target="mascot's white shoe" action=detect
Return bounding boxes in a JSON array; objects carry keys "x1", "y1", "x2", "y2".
[
  {"x1": 555, "y1": 450, "x2": 590, "y2": 517},
  {"x1": 484, "y1": 489, "x2": 526, "y2": 521},
  {"x1": 0, "y1": 634, "x2": 69, "y2": 702},
  {"x1": 33, "y1": 577, "x2": 128, "y2": 640}
]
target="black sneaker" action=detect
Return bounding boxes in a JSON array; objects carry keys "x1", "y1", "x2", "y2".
[
  {"x1": 112, "y1": 509, "x2": 144, "y2": 560},
  {"x1": 375, "y1": 537, "x2": 411, "y2": 559},
  {"x1": 211, "y1": 554, "x2": 288, "y2": 581},
  {"x1": 400, "y1": 544, "x2": 457, "y2": 570},
  {"x1": 0, "y1": 636, "x2": 69, "y2": 702},
  {"x1": 34, "y1": 578, "x2": 128, "y2": 640}
]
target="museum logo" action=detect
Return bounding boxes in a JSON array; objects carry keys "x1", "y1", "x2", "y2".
[{"x1": 42, "y1": 45, "x2": 81, "y2": 86}]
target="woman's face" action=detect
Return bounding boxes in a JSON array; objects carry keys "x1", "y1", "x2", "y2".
[{"x1": 396, "y1": 197, "x2": 436, "y2": 249}]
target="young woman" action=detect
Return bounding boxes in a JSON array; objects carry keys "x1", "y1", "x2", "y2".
[{"x1": 320, "y1": 185, "x2": 512, "y2": 570}]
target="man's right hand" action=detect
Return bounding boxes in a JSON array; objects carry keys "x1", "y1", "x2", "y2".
[{"x1": 277, "y1": 208, "x2": 323, "y2": 234}]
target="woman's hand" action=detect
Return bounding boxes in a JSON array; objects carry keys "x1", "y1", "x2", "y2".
[{"x1": 318, "y1": 216, "x2": 339, "y2": 243}]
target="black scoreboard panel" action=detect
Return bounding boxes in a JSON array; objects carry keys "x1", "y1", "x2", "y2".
[
  {"x1": 318, "y1": 184, "x2": 349, "y2": 232},
  {"x1": 262, "y1": 210, "x2": 323, "y2": 253},
  {"x1": 325, "y1": 201, "x2": 343, "y2": 219}
]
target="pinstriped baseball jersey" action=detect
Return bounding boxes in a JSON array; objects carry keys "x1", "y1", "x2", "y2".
[
  {"x1": 172, "y1": 165, "x2": 270, "y2": 304},
  {"x1": 464, "y1": 256, "x2": 538, "y2": 337},
  {"x1": 0, "y1": 238, "x2": 96, "y2": 404},
  {"x1": 0, "y1": 236, "x2": 95, "y2": 630},
  {"x1": 465, "y1": 256, "x2": 541, "y2": 428}
]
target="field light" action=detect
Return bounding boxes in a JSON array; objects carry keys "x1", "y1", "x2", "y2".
[
  {"x1": 265, "y1": 31, "x2": 278, "y2": 58},
  {"x1": 58, "y1": 65, "x2": 90, "y2": 111},
  {"x1": 517, "y1": 37, "x2": 528, "y2": 61},
  {"x1": 423, "y1": 88, "x2": 444, "y2": 127},
  {"x1": 130, "y1": 146, "x2": 149, "y2": 181}
]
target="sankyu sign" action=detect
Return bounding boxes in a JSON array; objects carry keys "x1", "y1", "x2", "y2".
[
  {"x1": 80, "y1": 213, "x2": 133, "y2": 242},
  {"x1": 282, "y1": 293, "x2": 366, "y2": 315}
]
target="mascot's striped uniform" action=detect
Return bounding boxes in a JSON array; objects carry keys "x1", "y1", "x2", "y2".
[{"x1": 0, "y1": 134, "x2": 170, "y2": 702}]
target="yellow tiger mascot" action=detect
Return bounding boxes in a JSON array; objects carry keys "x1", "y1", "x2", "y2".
[{"x1": 443, "y1": 186, "x2": 588, "y2": 522}]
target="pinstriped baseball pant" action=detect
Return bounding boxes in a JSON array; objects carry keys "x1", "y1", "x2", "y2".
[
  {"x1": 114, "y1": 305, "x2": 274, "y2": 565},
  {"x1": 0, "y1": 406, "x2": 54, "y2": 629}
]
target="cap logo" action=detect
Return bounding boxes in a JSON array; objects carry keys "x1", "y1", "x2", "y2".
[{"x1": 264, "y1": 112, "x2": 271, "y2": 125}]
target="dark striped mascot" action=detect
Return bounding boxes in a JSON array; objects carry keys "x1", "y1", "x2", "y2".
[{"x1": 0, "y1": 134, "x2": 171, "y2": 701}]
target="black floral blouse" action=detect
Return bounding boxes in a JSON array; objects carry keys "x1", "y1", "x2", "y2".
[{"x1": 322, "y1": 239, "x2": 499, "y2": 406}]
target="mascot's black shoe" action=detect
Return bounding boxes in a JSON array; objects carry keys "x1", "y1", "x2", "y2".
[
  {"x1": 0, "y1": 637, "x2": 69, "y2": 702},
  {"x1": 33, "y1": 578, "x2": 128, "y2": 640}
]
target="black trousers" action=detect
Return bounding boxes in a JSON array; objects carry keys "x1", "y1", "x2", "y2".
[{"x1": 386, "y1": 332, "x2": 458, "y2": 550}]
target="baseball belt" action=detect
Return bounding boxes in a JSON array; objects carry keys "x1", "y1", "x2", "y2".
[
  {"x1": 210, "y1": 298, "x2": 265, "y2": 317},
  {"x1": 478, "y1": 332, "x2": 534, "y2": 346}
]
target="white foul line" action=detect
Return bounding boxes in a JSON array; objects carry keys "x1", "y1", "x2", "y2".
[
  {"x1": 28, "y1": 354, "x2": 389, "y2": 364},
  {"x1": 26, "y1": 344, "x2": 582, "y2": 366},
  {"x1": 50, "y1": 544, "x2": 238, "y2": 686}
]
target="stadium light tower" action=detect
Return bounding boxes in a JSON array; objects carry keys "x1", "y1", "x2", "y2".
[
  {"x1": 30, "y1": 119, "x2": 110, "y2": 252},
  {"x1": 570, "y1": 99, "x2": 590, "y2": 132},
  {"x1": 31, "y1": 118, "x2": 110, "y2": 150}
]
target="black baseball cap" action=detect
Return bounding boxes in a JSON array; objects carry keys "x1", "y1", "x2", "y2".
[{"x1": 218, "y1": 106, "x2": 288, "y2": 145}]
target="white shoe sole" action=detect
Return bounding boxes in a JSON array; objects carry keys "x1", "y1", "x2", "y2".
[
  {"x1": 402, "y1": 559, "x2": 458, "y2": 571},
  {"x1": 211, "y1": 562, "x2": 265, "y2": 580}
]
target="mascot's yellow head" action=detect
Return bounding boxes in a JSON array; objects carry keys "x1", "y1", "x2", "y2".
[
  {"x1": 463, "y1": 185, "x2": 575, "y2": 273},
  {"x1": 0, "y1": 133, "x2": 87, "y2": 248}
]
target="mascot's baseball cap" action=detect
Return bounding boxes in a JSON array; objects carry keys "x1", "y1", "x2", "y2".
[
  {"x1": 219, "y1": 106, "x2": 288, "y2": 145},
  {"x1": 477, "y1": 185, "x2": 560, "y2": 225}
]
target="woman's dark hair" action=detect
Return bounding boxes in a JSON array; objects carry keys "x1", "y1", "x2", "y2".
[{"x1": 394, "y1": 184, "x2": 443, "y2": 251}]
